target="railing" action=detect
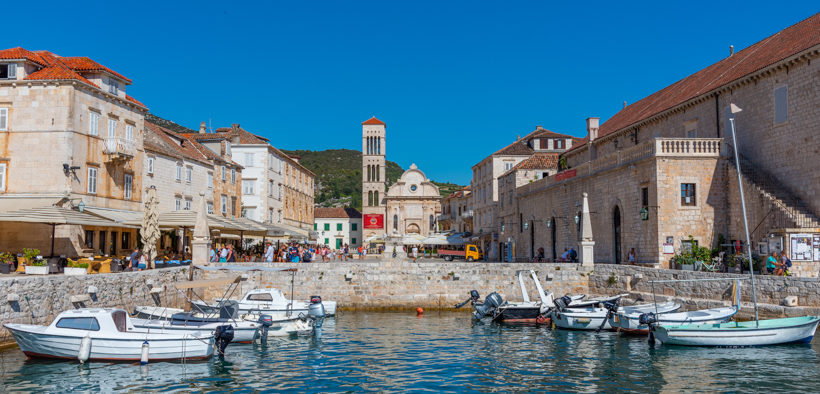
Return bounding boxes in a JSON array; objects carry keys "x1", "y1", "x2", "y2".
[
  {"x1": 437, "y1": 213, "x2": 453, "y2": 222},
  {"x1": 655, "y1": 138, "x2": 722, "y2": 157},
  {"x1": 102, "y1": 137, "x2": 136, "y2": 158},
  {"x1": 461, "y1": 210, "x2": 474, "y2": 219}
]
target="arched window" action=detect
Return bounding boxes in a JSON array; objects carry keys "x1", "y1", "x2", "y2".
[
  {"x1": 376, "y1": 165, "x2": 380, "y2": 181},
  {"x1": 368, "y1": 191, "x2": 373, "y2": 206},
  {"x1": 377, "y1": 138, "x2": 381, "y2": 154},
  {"x1": 430, "y1": 215, "x2": 435, "y2": 231},
  {"x1": 393, "y1": 214, "x2": 398, "y2": 231},
  {"x1": 374, "y1": 191, "x2": 379, "y2": 206}
]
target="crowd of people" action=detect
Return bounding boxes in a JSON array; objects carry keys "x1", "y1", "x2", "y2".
[{"x1": 205, "y1": 242, "x2": 377, "y2": 263}]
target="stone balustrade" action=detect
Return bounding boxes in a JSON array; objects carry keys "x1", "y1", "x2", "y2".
[
  {"x1": 655, "y1": 138, "x2": 722, "y2": 157},
  {"x1": 102, "y1": 137, "x2": 136, "y2": 158}
]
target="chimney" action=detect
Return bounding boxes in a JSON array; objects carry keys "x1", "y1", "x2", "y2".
[
  {"x1": 536, "y1": 125, "x2": 544, "y2": 130},
  {"x1": 517, "y1": 135, "x2": 521, "y2": 141},
  {"x1": 199, "y1": 122, "x2": 206, "y2": 134},
  {"x1": 623, "y1": 101, "x2": 627, "y2": 109},
  {"x1": 729, "y1": 45, "x2": 734, "y2": 57},
  {"x1": 231, "y1": 123, "x2": 240, "y2": 133},
  {"x1": 586, "y1": 117, "x2": 600, "y2": 142}
]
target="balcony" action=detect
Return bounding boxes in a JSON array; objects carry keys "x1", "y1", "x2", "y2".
[
  {"x1": 102, "y1": 137, "x2": 136, "y2": 161},
  {"x1": 461, "y1": 210, "x2": 474, "y2": 219},
  {"x1": 437, "y1": 213, "x2": 453, "y2": 222}
]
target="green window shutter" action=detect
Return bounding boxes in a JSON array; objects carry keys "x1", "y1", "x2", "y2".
[
  {"x1": 351, "y1": 223, "x2": 357, "y2": 231},
  {"x1": 352, "y1": 238, "x2": 357, "y2": 244},
  {"x1": 324, "y1": 238, "x2": 329, "y2": 245},
  {"x1": 314, "y1": 223, "x2": 317, "y2": 230},
  {"x1": 336, "y1": 239, "x2": 342, "y2": 248},
  {"x1": 337, "y1": 223, "x2": 342, "y2": 231},
  {"x1": 324, "y1": 223, "x2": 330, "y2": 231}
]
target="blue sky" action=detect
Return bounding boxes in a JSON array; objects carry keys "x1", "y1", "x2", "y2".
[{"x1": 4, "y1": 2, "x2": 818, "y2": 184}]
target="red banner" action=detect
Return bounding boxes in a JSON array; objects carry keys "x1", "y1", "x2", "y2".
[
  {"x1": 555, "y1": 169, "x2": 577, "y2": 181},
  {"x1": 363, "y1": 214, "x2": 384, "y2": 229}
]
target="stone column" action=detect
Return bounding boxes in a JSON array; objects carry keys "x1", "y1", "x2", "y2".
[
  {"x1": 580, "y1": 192, "x2": 595, "y2": 267},
  {"x1": 192, "y1": 192, "x2": 211, "y2": 266}
]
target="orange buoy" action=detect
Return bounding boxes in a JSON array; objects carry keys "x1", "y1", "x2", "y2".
[{"x1": 416, "y1": 307, "x2": 424, "y2": 315}]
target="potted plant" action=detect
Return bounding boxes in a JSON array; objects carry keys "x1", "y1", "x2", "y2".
[
  {"x1": 23, "y1": 248, "x2": 48, "y2": 275},
  {"x1": 65, "y1": 259, "x2": 89, "y2": 275},
  {"x1": 0, "y1": 252, "x2": 14, "y2": 274}
]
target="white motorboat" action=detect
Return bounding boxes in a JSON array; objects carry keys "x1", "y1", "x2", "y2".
[
  {"x1": 243, "y1": 313, "x2": 314, "y2": 337},
  {"x1": 3, "y1": 308, "x2": 217, "y2": 362},
  {"x1": 651, "y1": 316, "x2": 820, "y2": 346},
  {"x1": 133, "y1": 306, "x2": 185, "y2": 321},
  {"x1": 610, "y1": 306, "x2": 738, "y2": 335},
  {"x1": 193, "y1": 288, "x2": 337, "y2": 317},
  {"x1": 552, "y1": 301, "x2": 680, "y2": 331},
  {"x1": 491, "y1": 270, "x2": 553, "y2": 323},
  {"x1": 131, "y1": 311, "x2": 261, "y2": 344}
]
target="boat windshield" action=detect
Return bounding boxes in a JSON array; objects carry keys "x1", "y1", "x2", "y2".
[
  {"x1": 56, "y1": 317, "x2": 100, "y2": 331},
  {"x1": 247, "y1": 293, "x2": 273, "y2": 301},
  {"x1": 111, "y1": 310, "x2": 127, "y2": 332}
]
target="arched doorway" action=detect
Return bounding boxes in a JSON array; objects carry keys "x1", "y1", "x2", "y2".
[
  {"x1": 550, "y1": 217, "x2": 557, "y2": 261},
  {"x1": 613, "y1": 206, "x2": 622, "y2": 264},
  {"x1": 406, "y1": 223, "x2": 420, "y2": 234}
]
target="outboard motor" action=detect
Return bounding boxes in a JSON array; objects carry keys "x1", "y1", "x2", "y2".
[
  {"x1": 472, "y1": 292, "x2": 503, "y2": 320},
  {"x1": 454, "y1": 290, "x2": 481, "y2": 309},
  {"x1": 554, "y1": 295, "x2": 573, "y2": 311},
  {"x1": 596, "y1": 298, "x2": 621, "y2": 333},
  {"x1": 639, "y1": 312, "x2": 658, "y2": 345},
  {"x1": 308, "y1": 296, "x2": 325, "y2": 328},
  {"x1": 214, "y1": 325, "x2": 234, "y2": 356},
  {"x1": 256, "y1": 314, "x2": 273, "y2": 343}
]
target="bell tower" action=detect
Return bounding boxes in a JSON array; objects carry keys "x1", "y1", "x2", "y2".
[{"x1": 362, "y1": 116, "x2": 386, "y2": 237}]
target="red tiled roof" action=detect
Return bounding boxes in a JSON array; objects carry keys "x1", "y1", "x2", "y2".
[
  {"x1": 144, "y1": 121, "x2": 211, "y2": 166},
  {"x1": 0, "y1": 47, "x2": 47, "y2": 66},
  {"x1": 512, "y1": 152, "x2": 559, "y2": 170},
  {"x1": 314, "y1": 207, "x2": 362, "y2": 219},
  {"x1": 58, "y1": 56, "x2": 132, "y2": 83},
  {"x1": 590, "y1": 12, "x2": 820, "y2": 147},
  {"x1": 0, "y1": 47, "x2": 145, "y2": 108},
  {"x1": 362, "y1": 116, "x2": 385, "y2": 125}
]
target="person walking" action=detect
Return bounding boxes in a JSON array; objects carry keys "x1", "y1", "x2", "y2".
[
  {"x1": 627, "y1": 248, "x2": 637, "y2": 264},
  {"x1": 412, "y1": 245, "x2": 419, "y2": 262},
  {"x1": 226, "y1": 244, "x2": 236, "y2": 263},
  {"x1": 129, "y1": 248, "x2": 140, "y2": 271}
]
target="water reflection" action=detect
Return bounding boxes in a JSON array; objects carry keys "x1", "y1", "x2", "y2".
[{"x1": 0, "y1": 312, "x2": 818, "y2": 392}]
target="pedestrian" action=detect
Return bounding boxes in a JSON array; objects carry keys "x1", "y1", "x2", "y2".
[
  {"x1": 537, "y1": 247, "x2": 545, "y2": 262},
  {"x1": 627, "y1": 248, "x2": 636, "y2": 264},
  {"x1": 412, "y1": 245, "x2": 419, "y2": 262},
  {"x1": 569, "y1": 247, "x2": 578, "y2": 263},
  {"x1": 343, "y1": 245, "x2": 349, "y2": 261},
  {"x1": 362, "y1": 247, "x2": 367, "y2": 260},
  {"x1": 264, "y1": 242, "x2": 274, "y2": 262},
  {"x1": 226, "y1": 244, "x2": 236, "y2": 262},
  {"x1": 560, "y1": 248, "x2": 569, "y2": 262},
  {"x1": 129, "y1": 248, "x2": 140, "y2": 271},
  {"x1": 766, "y1": 252, "x2": 779, "y2": 275}
]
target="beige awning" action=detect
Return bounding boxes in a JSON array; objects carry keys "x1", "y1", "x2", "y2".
[
  {"x1": 174, "y1": 276, "x2": 241, "y2": 289},
  {"x1": 84, "y1": 207, "x2": 143, "y2": 224},
  {"x1": 215, "y1": 233, "x2": 241, "y2": 240},
  {"x1": 0, "y1": 205, "x2": 137, "y2": 228}
]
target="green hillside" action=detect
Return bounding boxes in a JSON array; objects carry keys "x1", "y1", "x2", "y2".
[{"x1": 282, "y1": 149, "x2": 463, "y2": 209}]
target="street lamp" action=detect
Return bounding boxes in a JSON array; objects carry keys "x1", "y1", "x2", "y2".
[
  {"x1": 546, "y1": 218, "x2": 551, "y2": 228},
  {"x1": 574, "y1": 214, "x2": 580, "y2": 224},
  {"x1": 523, "y1": 221, "x2": 529, "y2": 230},
  {"x1": 77, "y1": 200, "x2": 86, "y2": 213},
  {"x1": 640, "y1": 207, "x2": 649, "y2": 220}
]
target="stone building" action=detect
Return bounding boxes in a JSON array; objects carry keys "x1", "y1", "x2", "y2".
[
  {"x1": 0, "y1": 47, "x2": 146, "y2": 256},
  {"x1": 512, "y1": 13, "x2": 820, "y2": 275},
  {"x1": 314, "y1": 207, "x2": 362, "y2": 249},
  {"x1": 385, "y1": 164, "x2": 441, "y2": 237},
  {"x1": 497, "y1": 152, "x2": 559, "y2": 260},
  {"x1": 439, "y1": 186, "x2": 472, "y2": 234},
  {"x1": 470, "y1": 126, "x2": 580, "y2": 260},
  {"x1": 361, "y1": 116, "x2": 387, "y2": 238},
  {"x1": 184, "y1": 127, "x2": 244, "y2": 219}
]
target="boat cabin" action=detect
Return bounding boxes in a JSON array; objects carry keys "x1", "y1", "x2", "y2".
[
  {"x1": 49, "y1": 308, "x2": 136, "y2": 333},
  {"x1": 240, "y1": 288, "x2": 290, "y2": 304}
]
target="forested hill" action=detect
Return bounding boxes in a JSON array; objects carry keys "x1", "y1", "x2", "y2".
[{"x1": 282, "y1": 149, "x2": 463, "y2": 209}]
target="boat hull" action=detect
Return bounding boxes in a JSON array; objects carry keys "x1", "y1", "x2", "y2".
[
  {"x1": 611, "y1": 307, "x2": 737, "y2": 335},
  {"x1": 552, "y1": 309, "x2": 610, "y2": 330},
  {"x1": 652, "y1": 316, "x2": 820, "y2": 346},
  {"x1": 3, "y1": 324, "x2": 214, "y2": 362},
  {"x1": 193, "y1": 301, "x2": 337, "y2": 317},
  {"x1": 493, "y1": 306, "x2": 548, "y2": 324}
]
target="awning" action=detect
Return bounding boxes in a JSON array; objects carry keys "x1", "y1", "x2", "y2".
[
  {"x1": 174, "y1": 276, "x2": 241, "y2": 289},
  {"x1": 0, "y1": 196, "x2": 63, "y2": 213},
  {"x1": 215, "y1": 233, "x2": 241, "y2": 240},
  {"x1": 0, "y1": 205, "x2": 137, "y2": 228}
]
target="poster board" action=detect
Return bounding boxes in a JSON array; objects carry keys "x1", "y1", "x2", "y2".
[
  {"x1": 814, "y1": 234, "x2": 820, "y2": 261},
  {"x1": 790, "y1": 234, "x2": 813, "y2": 261}
]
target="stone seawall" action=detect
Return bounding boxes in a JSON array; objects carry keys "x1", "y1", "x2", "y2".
[
  {"x1": 197, "y1": 260, "x2": 591, "y2": 310},
  {"x1": 589, "y1": 264, "x2": 820, "y2": 318},
  {"x1": 0, "y1": 268, "x2": 191, "y2": 344}
]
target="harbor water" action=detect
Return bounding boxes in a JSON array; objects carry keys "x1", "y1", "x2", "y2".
[{"x1": 1, "y1": 311, "x2": 819, "y2": 392}]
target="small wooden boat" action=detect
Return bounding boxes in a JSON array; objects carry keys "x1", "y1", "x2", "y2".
[
  {"x1": 651, "y1": 316, "x2": 820, "y2": 346},
  {"x1": 3, "y1": 308, "x2": 216, "y2": 362},
  {"x1": 552, "y1": 301, "x2": 680, "y2": 331},
  {"x1": 611, "y1": 306, "x2": 737, "y2": 335}
]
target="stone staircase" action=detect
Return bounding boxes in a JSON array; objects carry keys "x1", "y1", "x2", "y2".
[{"x1": 729, "y1": 152, "x2": 820, "y2": 233}]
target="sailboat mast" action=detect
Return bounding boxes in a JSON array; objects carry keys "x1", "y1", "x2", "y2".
[{"x1": 729, "y1": 112, "x2": 759, "y2": 326}]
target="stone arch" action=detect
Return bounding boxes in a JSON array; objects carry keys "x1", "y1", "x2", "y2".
[{"x1": 407, "y1": 223, "x2": 421, "y2": 234}]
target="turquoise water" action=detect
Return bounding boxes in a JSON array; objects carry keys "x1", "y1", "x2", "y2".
[{"x1": 1, "y1": 311, "x2": 819, "y2": 392}]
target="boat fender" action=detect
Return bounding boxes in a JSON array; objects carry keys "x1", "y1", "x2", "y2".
[
  {"x1": 78, "y1": 334, "x2": 92, "y2": 363},
  {"x1": 214, "y1": 325, "x2": 234, "y2": 356},
  {"x1": 140, "y1": 341, "x2": 149, "y2": 365},
  {"x1": 536, "y1": 314, "x2": 549, "y2": 325}
]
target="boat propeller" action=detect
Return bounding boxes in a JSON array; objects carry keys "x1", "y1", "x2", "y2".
[
  {"x1": 214, "y1": 325, "x2": 234, "y2": 356},
  {"x1": 256, "y1": 314, "x2": 273, "y2": 345},
  {"x1": 596, "y1": 298, "x2": 621, "y2": 333},
  {"x1": 639, "y1": 312, "x2": 658, "y2": 345}
]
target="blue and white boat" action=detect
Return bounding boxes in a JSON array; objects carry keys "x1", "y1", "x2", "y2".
[{"x1": 651, "y1": 316, "x2": 820, "y2": 346}]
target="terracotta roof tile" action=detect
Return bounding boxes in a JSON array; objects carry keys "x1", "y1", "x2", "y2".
[
  {"x1": 58, "y1": 56, "x2": 132, "y2": 83},
  {"x1": 512, "y1": 152, "x2": 559, "y2": 170},
  {"x1": 594, "y1": 12, "x2": 820, "y2": 144},
  {"x1": 125, "y1": 95, "x2": 146, "y2": 108},
  {"x1": 144, "y1": 121, "x2": 211, "y2": 166},
  {"x1": 362, "y1": 116, "x2": 385, "y2": 125},
  {"x1": 0, "y1": 47, "x2": 47, "y2": 66},
  {"x1": 314, "y1": 207, "x2": 362, "y2": 219}
]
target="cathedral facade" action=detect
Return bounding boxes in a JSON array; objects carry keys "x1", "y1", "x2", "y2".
[{"x1": 361, "y1": 117, "x2": 441, "y2": 241}]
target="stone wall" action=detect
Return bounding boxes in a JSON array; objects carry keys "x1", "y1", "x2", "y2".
[
  {"x1": 589, "y1": 264, "x2": 820, "y2": 317},
  {"x1": 198, "y1": 260, "x2": 591, "y2": 310},
  {"x1": 0, "y1": 267, "x2": 191, "y2": 344}
]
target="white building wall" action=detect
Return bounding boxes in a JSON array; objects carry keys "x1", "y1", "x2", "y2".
[
  {"x1": 144, "y1": 152, "x2": 211, "y2": 212},
  {"x1": 314, "y1": 218, "x2": 362, "y2": 249},
  {"x1": 234, "y1": 145, "x2": 286, "y2": 224}
]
